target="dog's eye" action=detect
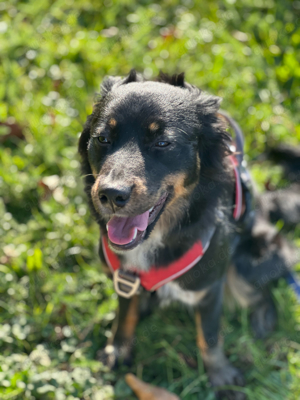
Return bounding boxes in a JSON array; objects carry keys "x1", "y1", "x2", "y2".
[
  {"x1": 98, "y1": 136, "x2": 110, "y2": 144},
  {"x1": 155, "y1": 141, "x2": 170, "y2": 148}
]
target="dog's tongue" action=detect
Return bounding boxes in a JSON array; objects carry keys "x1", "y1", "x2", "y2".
[{"x1": 107, "y1": 211, "x2": 150, "y2": 245}]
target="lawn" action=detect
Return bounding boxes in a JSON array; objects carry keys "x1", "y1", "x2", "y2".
[{"x1": 0, "y1": 0, "x2": 300, "y2": 399}]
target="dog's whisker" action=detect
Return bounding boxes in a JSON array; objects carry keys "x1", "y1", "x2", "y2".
[
  {"x1": 176, "y1": 127, "x2": 189, "y2": 136},
  {"x1": 82, "y1": 173, "x2": 99, "y2": 178}
]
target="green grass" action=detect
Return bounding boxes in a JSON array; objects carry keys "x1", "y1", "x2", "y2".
[{"x1": 0, "y1": 0, "x2": 299, "y2": 398}]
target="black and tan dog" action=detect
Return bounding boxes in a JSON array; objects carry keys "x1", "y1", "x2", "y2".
[{"x1": 78, "y1": 70, "x2": 298, "y2": 399}]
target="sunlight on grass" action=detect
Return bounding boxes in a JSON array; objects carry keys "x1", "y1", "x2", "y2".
[{"x1": 0, "y1": 0, "x2": 299, "y2": 398}]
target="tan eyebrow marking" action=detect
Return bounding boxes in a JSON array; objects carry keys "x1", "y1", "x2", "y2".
[
  {"x1": 149, "y1": 122, "x2": 159, "y2": 131},
  {"x1": 108, "y1": 118, "x2": 117, "y2": 128}
]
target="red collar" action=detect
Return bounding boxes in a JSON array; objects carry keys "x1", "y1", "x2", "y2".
[
  {"x1": 102, "y1": 155, "x2": 242, "y2": 297},
  {"x1": 102, "y1": 233, "x2": 210, "y2": 293}
]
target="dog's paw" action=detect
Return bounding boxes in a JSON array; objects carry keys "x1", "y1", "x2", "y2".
[
  {"x1": 97, "y1": 344, "x2": 132, "y2": 369},
  {"x1": 250, "y1": 298, "x2": 277, "y2": 339},
  {"x1": 208, "y1": 364, "x2": 246, "y2": 400}
]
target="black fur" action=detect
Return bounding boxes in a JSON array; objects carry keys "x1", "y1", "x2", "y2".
[
  {"x1": 259, "y1": 144, "x2": 300, "y2": 228},
  {"x1": 78, "y1": 70, "x2": 299, "y2": 400}
]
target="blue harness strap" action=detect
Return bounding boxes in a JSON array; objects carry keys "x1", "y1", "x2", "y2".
[{"x1": 286, "y1": 271, "x2": 300, "y2": 302}]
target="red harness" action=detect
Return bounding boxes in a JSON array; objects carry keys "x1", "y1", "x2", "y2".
[{"x1": 102, "y1": 155, "x2": 242, "y2": 297}]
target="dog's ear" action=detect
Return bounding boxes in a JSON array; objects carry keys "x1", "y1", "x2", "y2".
[
  {"x1": 78, "y1": 115, "x2": 92, "y2": 160},
  {"x1": 78, "y1": 115, "x2": 95, "y2": 187},
  {"x1": 100, "y1": 76, "x2": 123, "y2": 96},
  {"x1": 158, "y1": 71, "x2": 186, "y2": 87},
  {"x1": 123, "y1": 69, "x2": 142, "y2": 84},
  {"x1": 157, "y1": 72, "x2": 222, "y2": 115},
  {"x1": 195, "y1": 92, "x2": 230, "y2": 179},
  {"x1": 100, "y1": 69, "x2": 143, "y2": 96},
  {"x1": 195, "y1": 93, "x2": 222, "y2": 116}
]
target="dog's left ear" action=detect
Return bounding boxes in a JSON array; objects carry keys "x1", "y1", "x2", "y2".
[
  {"x1": 195, "y1": 93, "x2": 222, "y2": 116},
  {"x1": 100, "y1": 69, "x2": 143, "y2": 96}
]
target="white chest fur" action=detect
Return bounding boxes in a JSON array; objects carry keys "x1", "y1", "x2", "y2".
[
  {"x1": 121, "y1": 229, "x2": 164, "y2": 272},
  {"x1": 157, "y1": 281, "x2": 209, "y2": 307}
]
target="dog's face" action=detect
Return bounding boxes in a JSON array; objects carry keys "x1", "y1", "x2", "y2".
[{"x1": 79, "y1": 71, "x2": 228, "y2": 252}]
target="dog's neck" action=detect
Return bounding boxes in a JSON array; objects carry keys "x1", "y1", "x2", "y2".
[
  {"x1": 120, "y1": 227, "x2": 166, "y2": 271},
  {"x1": 118, "y1": 200, "x2": 226, "y2": 273}
]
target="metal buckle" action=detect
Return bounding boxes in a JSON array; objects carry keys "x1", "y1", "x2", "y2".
[{"x1": 113, "y1": 269, "x2": 140, "y2": 298}]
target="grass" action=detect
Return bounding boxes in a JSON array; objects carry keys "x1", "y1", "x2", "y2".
[{"x1": 0, "y1": 0, "x2": 300, "y2": 398}]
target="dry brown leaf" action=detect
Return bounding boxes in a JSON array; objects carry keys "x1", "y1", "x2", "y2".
[{"x1": 125, "y1": 373, "x2": 180, "y2": 400}]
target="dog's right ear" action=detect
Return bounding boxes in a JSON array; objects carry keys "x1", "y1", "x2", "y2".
[
  {"x1": 78, "y1": 115, "x2": 96, "y2": 186},
  {"x1": 78, "y1": 115, "x2": 92, "y2": 160}
]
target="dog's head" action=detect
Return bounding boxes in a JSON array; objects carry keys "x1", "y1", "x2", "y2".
[{"x1": 79, "y1": 70, "x2": 230, "y2": 252}]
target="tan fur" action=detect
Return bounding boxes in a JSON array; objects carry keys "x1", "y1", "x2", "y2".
[
  {"x1": 165, "y1": 173, "x2": 197, "y2": 206},
  {"x1": 122, "y1": 295, "x2": 139, "y2": 340},
  {"x1": 196, "y1": 153, "x2": 201, "y2": 174},
  {"x1": 91, "y1": 180, "x2": 99, "y2": 198},
  {"x1": 152, "y1": 172, "x2": 197, "y2": 237},
  {"x1": 195, "y1": 311, "x2": 228, "y2": 370},
  {"x1": 173, "y1": 173, "x2": 189, "y2": 198},
  {"x1": 155, "y1": 199, "x2": 187, "y2": 242},
  {"x1": 134, "y1": 177, "x2": 148, "y2": 196},
  {"x1": 91, "y1": 178, "x2": 102, "y2": 209},
  {"x1": 195, "y1": 311, "x2": 207, "y2": 352},
  {"x1": 149, "y1": 122, "x2": 159, "y2": 131},
  {"x1": 108, "y1": 118, "x2": 117, "y2": 128},
  {"x1": 226, "y1": 265, "x2": 262, "y2": 309},
  {"x1": 91, "y1": 166, "x2": 98, "y2": 179}
]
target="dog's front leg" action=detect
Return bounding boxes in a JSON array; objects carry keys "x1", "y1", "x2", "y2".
[
  {"x1": 100, "y1": 294, "x2": 139, "y2": 368},
  {"x1": 195, "y1": 282, "x2": 246, "y2": 400}
]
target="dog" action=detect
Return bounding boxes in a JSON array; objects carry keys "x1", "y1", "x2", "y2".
[{"x1": 78, "y1": 70, "x2": 298, "y2": 399}]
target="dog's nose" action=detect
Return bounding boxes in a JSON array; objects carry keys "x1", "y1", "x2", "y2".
[{"x1": 99, "y1": 186, "x2": 132, "y2": 208}]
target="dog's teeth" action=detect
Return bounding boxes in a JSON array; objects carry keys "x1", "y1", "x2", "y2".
[
  {"x1": 132, "y1": 228, "x2": 137, "y2": 240},
  {"x1": 129, "y1": 229, "x2": 138, "y2": 243},
  {"x1": 106, "y1": 224, "x2": 108, "y2": 231},
  {"x1": 149, "y1": 207, "x2": 154, "y2": 212}
]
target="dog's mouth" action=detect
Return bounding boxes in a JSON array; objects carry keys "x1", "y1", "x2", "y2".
[{"x1": 106, "y1": 193, "x2": 168, "y2": 251}]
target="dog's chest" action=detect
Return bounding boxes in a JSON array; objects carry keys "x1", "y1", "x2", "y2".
[
  {"x1": 157, "y1": 281, "x2": 209, "y2": 307},
  {"x1": 121, "y1": 229, "x2": 164, "y2": 272},
  {"x1": 121, "y1": 229, "x2": 210, "y2": 305},
  {"x1": 122, "y1": 245, "x2": 151, "y2": 271}
]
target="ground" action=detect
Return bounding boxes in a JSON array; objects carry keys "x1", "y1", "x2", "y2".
[{"x1": 0, "y1": 0, "x2": 300, "y2": 399}]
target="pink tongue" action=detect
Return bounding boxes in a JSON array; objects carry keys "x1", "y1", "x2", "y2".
[{"x1": 107, "y1": 211, "x2": 150, "y2": 245}]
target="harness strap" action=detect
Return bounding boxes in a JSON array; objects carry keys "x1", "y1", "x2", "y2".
[
  {"x1": 219, "y1": 110, "x2": 247, "y2": 222},
  {"x1": 219, "y1": 110, "x2": 244, "y2": 164},
  {"x1": 102, "y1": 225, "x2": 216, "y2": 294},
  {"x1": 229, "y1": 155, "x2": 243, "y2": 221}
]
